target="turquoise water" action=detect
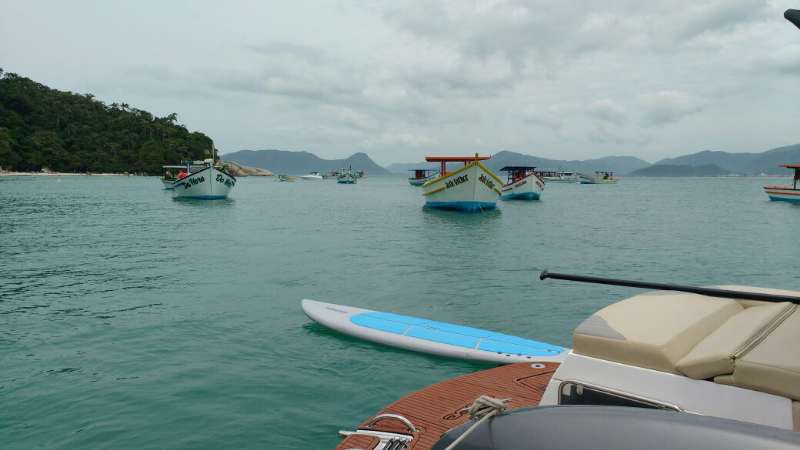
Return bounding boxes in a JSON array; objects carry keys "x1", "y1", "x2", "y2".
[{"x1": 1, "y1": 175, "x2": 798, "y2": 449}]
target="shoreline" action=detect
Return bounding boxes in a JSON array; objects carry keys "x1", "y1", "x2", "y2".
[{"x1": 0, "y1": 171, "x2": 139, "y2": 177}]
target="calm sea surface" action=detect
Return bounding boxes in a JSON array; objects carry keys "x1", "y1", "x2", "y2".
[{"x1": 1, "y1": 175, "x2": 798, "y2": 449}]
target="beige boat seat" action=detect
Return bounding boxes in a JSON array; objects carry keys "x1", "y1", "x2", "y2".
[
  {"x1": 676, "y1": 300, "x2": 795, "y2": 379},
  {"x1": 724, "y1": 308, "x2": 800, "y2": 401},
  {"x1": 572, "y1": 290, "x2": 742, "y2": 374},
  {"x1": 573, "y1": 286, "x2": 800, "y2": 379}
]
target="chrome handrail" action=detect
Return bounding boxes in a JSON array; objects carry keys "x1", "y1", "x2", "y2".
[{"x1": 364, "y1": 413, "x2": 418, "y2": 433}]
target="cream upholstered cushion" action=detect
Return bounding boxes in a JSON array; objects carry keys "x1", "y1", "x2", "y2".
[
  {"x1": 676, "y1": 302, "x2": 796, "y2": 380},
  {"x1": 573, "y1": 291, "x2": 742, "y2": 374},
  {"x1": 794, "y1": 402, "x2": 800, "y2": 432},
  {"x1": 728, "y1": 309, "x2": 800, "y2": 401}
]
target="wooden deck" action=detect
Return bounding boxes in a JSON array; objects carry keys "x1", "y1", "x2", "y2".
[{"x1": 334, "y1": 362, "x2": 558, "y2": 450}]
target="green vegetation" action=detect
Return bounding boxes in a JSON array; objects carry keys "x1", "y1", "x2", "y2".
[{"x1": 0, "y1": 68, "x2": 213, "y2": 174}]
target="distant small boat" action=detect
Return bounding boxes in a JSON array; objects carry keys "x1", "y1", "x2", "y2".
[
  {"x1": 277, "y1": 174, "x2": 297, "y2": 182},
  {"x1": 538, "y1": 170, "x2": 578, "y2": 183},
  {"x1": 422, "y1": 154, "x2": 502, "y2": 211},
  {"x1": 500, "y1": 166, "x2": 545, "y2": 200},
  {"x1": 169, "y1": 159, "x2": 236, "y2": 199},
  {"x1": 763, "y1": 164, "x2": 800, "y2": 203},
  {"x1": 408, "y1": 168, "x2": 438, "y2": 186},
  {"x1": 299, "y1": 171, "x2": 323, "y2": 181},
  {"x1": 579, "y1": 171, "x2": 618, "y2": 184},
  {"x1": 337, "y1": 167, "x2": 357, "y2": 184}
]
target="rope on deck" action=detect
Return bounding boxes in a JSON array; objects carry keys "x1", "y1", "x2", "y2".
[{"x1": 445, "y1": 395, "x2": 511, "y2": 450}]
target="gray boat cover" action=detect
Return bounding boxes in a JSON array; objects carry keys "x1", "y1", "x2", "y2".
[{"x1": 432, "y1": 406, "x2": 800, "y2": 450}]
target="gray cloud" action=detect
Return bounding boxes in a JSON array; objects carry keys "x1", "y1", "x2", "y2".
[
  {"x1": 586, "y1": 99, "x2": 627, "y2": 126},
  {"x1": 1, "y1": 0, "x2": 797, "y2": 164},
  {"x1": 640, "y1": 90, "x2": 704, "y2": 126}
]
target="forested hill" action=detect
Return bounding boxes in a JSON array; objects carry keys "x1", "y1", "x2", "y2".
[{"x1": 0, "y1": 69, "x2": 213, "y2": 174}]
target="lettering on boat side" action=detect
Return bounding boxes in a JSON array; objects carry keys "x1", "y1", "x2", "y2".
[
  {"x1": 216, "y1": 173, "x2": 235, "y2": 187},
  {"x1": 479, "y1": 173, "x2": 495, "y2": 190},
  {"x1": 182, "y1": 176, "x2": 205, "y2": 189},
  {"x1": 445, "y1": 174, "x2": 468, "y2": 189}
]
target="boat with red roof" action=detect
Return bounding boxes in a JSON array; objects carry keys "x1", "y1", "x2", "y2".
[
  {"x1": 422, "y1": 154, "x2": 503, "y2": 212},
  {"x1": 764, "y1": 164, "x2": 800, "y2": 203}
]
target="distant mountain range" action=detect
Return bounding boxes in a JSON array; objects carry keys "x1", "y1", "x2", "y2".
[
  {"x1": 222, "y1": 149, "x2": 389, "y2": 175},
  {"x1": 386, "y1": 151, "x2": 651, "y2": 175},
  {"x1": 223, "y1": 143, "x2": 800, "y2": 177},
  {"x1": 628, "y1": 164, "x2": 733, "y2": 177},
  {"x1": 652, "y1": 144, "x2": 800, "y2": 175}
]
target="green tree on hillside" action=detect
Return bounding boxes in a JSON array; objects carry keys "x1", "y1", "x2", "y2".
[{"x1": 0, "y1": 69, "x2": 214, "y2": 174}]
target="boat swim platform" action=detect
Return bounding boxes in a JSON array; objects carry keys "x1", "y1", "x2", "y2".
[{"x1": 334, "y1": 362, "x2": 557, "y2": 450}]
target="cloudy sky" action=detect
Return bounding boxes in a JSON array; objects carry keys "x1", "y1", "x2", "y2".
[{"x1": 1, "y1": 0, "x2": 798, "y2": 164}]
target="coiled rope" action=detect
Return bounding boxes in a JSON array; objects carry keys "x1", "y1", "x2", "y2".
[{"x1": 445, "y1": 395, "x2": 511, "y2": 450}]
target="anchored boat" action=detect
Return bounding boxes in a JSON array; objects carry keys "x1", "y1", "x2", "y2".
[
  {"x1": 337, "y1": 167, "x2": 357, "y2": 184},
  {"x1": 330, "y1": 272, "x2": 800, "y2": 449},
  {"x1": 499, "y1": 166, "x2": 545, "y2": 200},
  {"x1": 579, "y1": 171, "x2": 617, "y2": 184},
  {"x1": 422, "y1": 155, "x2": 503, "y2": 212},
  {"x1": 763, "y1": 164, "x2": 800, "y2": 203},
  {"x1": 169, "y1": 159, "x2": 236, "y2": 199},
  {"x1": 408, "y1": 169, "x2": 438, "y2": 186},
  {"x1": 299, "y1": 171, "x2": 323, "y2": 181},
  {"x1": 538, "y1": 170, "x2": 578, "y2": 183}
]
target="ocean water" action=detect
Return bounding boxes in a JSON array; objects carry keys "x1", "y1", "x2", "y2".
[{"x1": 1, "y1": 175, "x2": 798, "y2": 449}]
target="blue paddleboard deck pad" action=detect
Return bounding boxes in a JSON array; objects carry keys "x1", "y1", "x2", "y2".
[
  {"x1": 351, "y1": 312, "x2": 563, "y2": 357},
  {"x1": 301, "y1": 299, "x2": 569, "y2": 364}
]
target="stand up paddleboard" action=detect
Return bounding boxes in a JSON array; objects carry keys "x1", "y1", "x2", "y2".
[{"x1": 301, "y1": 299, "x2": 568, "y2": 364}]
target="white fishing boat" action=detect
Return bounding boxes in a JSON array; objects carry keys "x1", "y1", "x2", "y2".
[
  {"x1": 299, "y1": 171, "x2": 323, "y2": 181},
  {"x1": 408, "y1": 168, "x2": 438, "y2": 186},
  {"x1": 499, "y1": 166, "x2": 545, "y2": 200},
  {"x1": 337, "y1": 167, "x2": 357, "y2": 184},
  {"x1": 763, "y1": 164, "x2": 800, "y2": 203},
  {"x1": 539, "y1": 170, "x2": 578, "y2": 183},
  {"x1": 422, "y1": 155, "x2": 503, "y2": 212},
  {"x1": 579, "y1": 171, "x2": 617, "y2": 184},
  {"x1": 170, "y1": 159, "x2": 236, "y2": 199}
]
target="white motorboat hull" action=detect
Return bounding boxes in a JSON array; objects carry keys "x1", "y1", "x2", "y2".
[
  {"x1": 501, "y1": 173, "x2": 545, "y2": 200},
  {"x1": 299, "y1": 174, "x2": 323, "y2": 181},
  {"x1": 422, "y1": 161, "x2": 502, "y2": 211},
  {"x1": 580, "y1": 174, "x2": 617, "y2": 184},
  {"x1": 172, "y1": 166, "x2": 236, "y2": 199}
]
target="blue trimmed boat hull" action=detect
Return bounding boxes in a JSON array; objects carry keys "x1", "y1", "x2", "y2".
[
  {"x1": 425, "y1": 201, "x2": 497, "y2": 212},
  {"x1": 501, "y1": 192, "x2": 540, "y2": 201}
]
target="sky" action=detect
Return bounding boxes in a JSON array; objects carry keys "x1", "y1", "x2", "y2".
[{"x1": 1, "y1": 0, "x2": 798, "y2": 165}]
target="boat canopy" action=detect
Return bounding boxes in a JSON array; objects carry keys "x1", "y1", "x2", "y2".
[
  {"x1": 425, "y1": 155, "x2": 491, "y2": 176},
  {"x1": 425, "y1": 155, "x2": 490, "y2": 162},
  {"x1": 499, "y1": 166, "x2": 536, "y2": 172},
  {"x1": 572, "y1": 285, "x2": 800, "y2": 404}
]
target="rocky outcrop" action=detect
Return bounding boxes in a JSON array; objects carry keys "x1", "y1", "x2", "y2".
[{"x1": 222, "y1": 160, "x2": 273, "y2": 177}]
